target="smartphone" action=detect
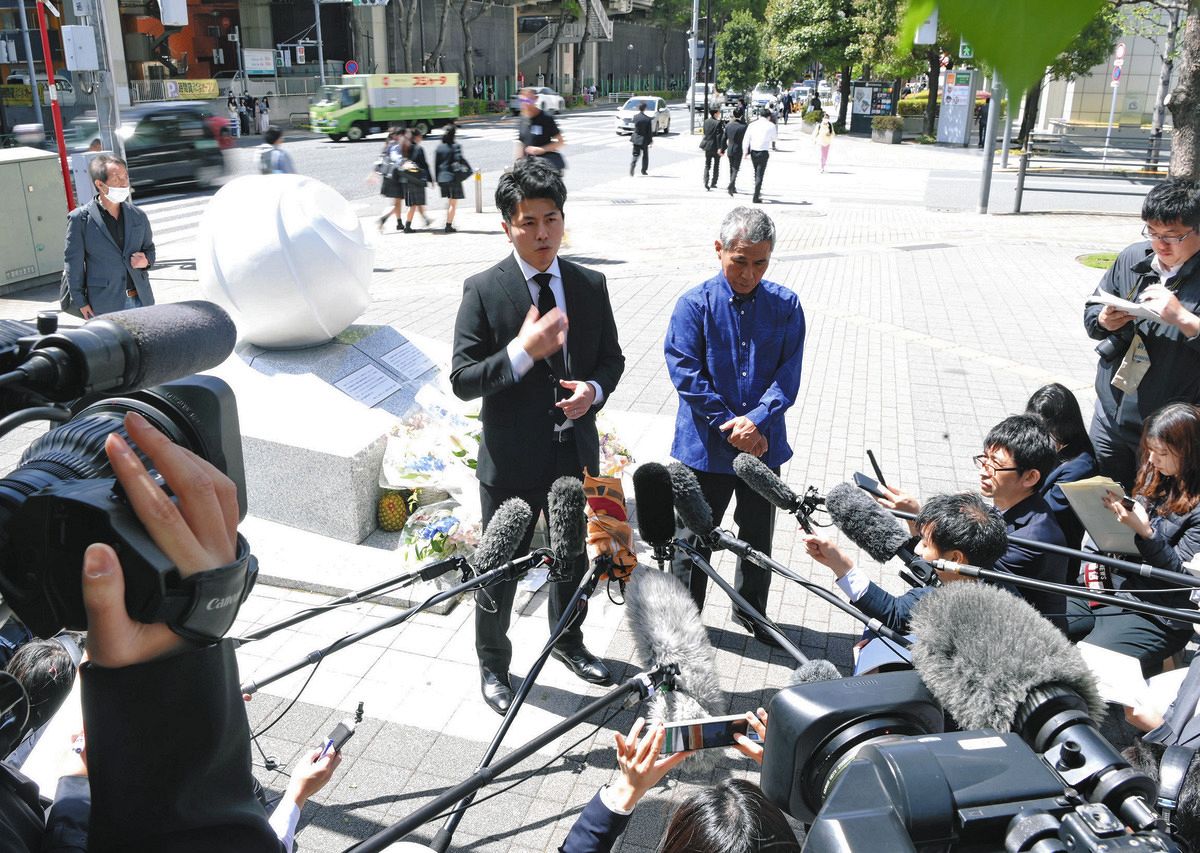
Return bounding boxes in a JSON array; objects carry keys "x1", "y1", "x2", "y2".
[
  {"x1": 660, "y1": 714, "x2": 762, "y2": 754},
  {"x1": 1121, "y1": 495, "x2": 1137, "y2": 510},
  {"x1": 853, "y1": 471, "x2": 888, "y2": 499}
]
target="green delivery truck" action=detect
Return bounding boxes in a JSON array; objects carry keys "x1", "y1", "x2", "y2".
[{"x1": 309, "y1": 73, "x2": 460, "y2": 141}]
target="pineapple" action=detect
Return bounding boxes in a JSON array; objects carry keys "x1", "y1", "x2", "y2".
[{"x1": 378, "y1": 490, "x2": 410, "y2": 532}]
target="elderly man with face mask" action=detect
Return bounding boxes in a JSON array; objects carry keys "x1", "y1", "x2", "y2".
[
  {"x1": 664, "y1": 207, "x2": 806, "y2": 647},
  {"x1": 63, "y1": 155, "x2": 156, "y2": 318}
]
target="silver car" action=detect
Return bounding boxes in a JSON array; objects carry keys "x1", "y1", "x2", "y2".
[{"x1": 614, "y1": 96, "x2": 671, "y2": 135}]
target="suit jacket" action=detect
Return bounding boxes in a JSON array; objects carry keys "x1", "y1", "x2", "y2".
[
  {"x1": 451, "y1": 255, "x2": 625, "y2": 489},
  {"x1": 995, "y1": 493, "x2": 1070, "y2": 633},
  {"x1": 856, "y1": 581, "x2": 935, "y2": 634},
  {"x1": 631, "y1": 113, "x2": 654, "y2": 147},
  {"x1": 701, "y1": 117, "x2": 725, "y2": 153},
  {"x1": 559, "y1": 790, "x2": 631, "y2": 853},
  {"x1": 63, "y1": 200, "x2": 156, "y2": 315},
  {"x1": 725, "y1": 120, "x2": 747, "y2": 158}
]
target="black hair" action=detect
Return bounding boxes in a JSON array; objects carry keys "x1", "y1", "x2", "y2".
[
  {"x1": 659, "y1": 778, "x2": 800, "y2": 853},
  {"x1": 264, "y1": 126, "x2": 283, "y2": 145},
  {"x1": 1124, "y1": 739, "x2": 1200, "y2": 849},
  {"x1": 984, "y1": 414, "x2": 1057, "y2": 486},
  {"x1": 87, "y1": 154, "x2": 126, "y2": 185},
  {"x1": 442, "y1": 124, "x2": 457, "y2": 144},
  {"x1": 915, "y1": 492, "x2": 1008, "y2": 568},
  {"x1": 1025, "y1": 382, "x2": 1095, "y2": 462},
  {"x1": 1142, "y1": 178, "x2": 1200, "y2": 230},
  {"x1": 709, "y1": 107, "x2": 720, "y2": 117},
  {"x1": 6, "y1": 638, "x2": 76, "y2": 734},
  {"x1": 759, "y1": 107, "x2": 770, "y2": 118},
  {"x1": 733, "y1": 107, "x2": 745, "y2": 120},
  {"x1": 638, "y1": 102, "x2": 648, "y2": 112},
  {"x1": 495, "y1": 158, "x2": 567, "y2": 223}
]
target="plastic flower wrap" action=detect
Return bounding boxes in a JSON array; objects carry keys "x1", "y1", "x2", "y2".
[
  {"x1": 379, "y1": 386, "x2": 481, "y2": 494},
  {"x1": 596, "y1": 413, "x2": 635, "y2": 478},
  {"x1": 397, "y1": 499, "x2": 482, "y2": 566}
]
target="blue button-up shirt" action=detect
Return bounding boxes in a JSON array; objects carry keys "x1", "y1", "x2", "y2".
[{"x1": 665, "y1": 272, "x2": 806, "y2": 474}]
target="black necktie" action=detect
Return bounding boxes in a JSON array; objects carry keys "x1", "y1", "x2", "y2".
[{"x1": 532, "y1": 273, "x2": 568, "y2": 424}]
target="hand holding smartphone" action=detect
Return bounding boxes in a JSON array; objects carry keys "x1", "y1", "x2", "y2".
[{"x1": 659, "y1": 713, "x2": 764, "y2": 754}]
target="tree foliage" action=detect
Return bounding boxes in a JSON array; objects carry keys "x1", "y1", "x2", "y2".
[
  {"x1": 764, "y1": 0, "x2": 856, "y2": 76},
  {"x1": 717, "y1": 10, "x2": 765, "y2": 90}
]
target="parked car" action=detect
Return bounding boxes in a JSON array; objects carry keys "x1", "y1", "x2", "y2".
[
  {"x1": 614, "y1": 96, "x2": 671, "y2": 135},
  {"x1": 817, "y1": 80, "x2": 832, "y2": 98},
  {"x1": 689, "y1": 82, "x2": 716, "y2": 108},
  {"x1": 723, "y1": 88, "x2": 747, "y2": 107},
  {"x1": 507, "y1": 86, "x2": 567, "y2": 115},
  {"x1": 68, "y1": 102, "x2": 225, "y2": 189},
  {"x1": 750, "y1": 83, "x2": 780, "y2": 111}
]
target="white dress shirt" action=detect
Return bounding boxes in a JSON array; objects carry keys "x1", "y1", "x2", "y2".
[{"x1": 745, "y1": 117, "x2": 778, "y2": 152}]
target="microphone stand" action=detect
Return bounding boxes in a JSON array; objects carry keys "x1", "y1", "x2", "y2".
[
  {"x1": 345, "y1": 663, "x2": 680, "y2": 853},
  {"x1": 683, "y1": 531, "x2": 915, "y2": 650},
  {"x1": 426, "y1": 554, "x2": 613, "y2": 853},
  {"x1": 233, "y1": 556, "x2": 470, "y2": 646},
  {"x1": 932, "y1": 559, "x2": 1200, "y2": 626},
  {"x1": 674, "y1": 538, "x2": 811, "y2": 663},
  {"x1": 239, "y1": 552, "x2": 551, "y2": 696},
  {"x1": 889, "y1": 509, "x2": 1200, "y2": 590}
]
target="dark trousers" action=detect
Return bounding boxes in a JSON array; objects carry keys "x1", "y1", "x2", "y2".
[
  {"x1": 704, "y1": 152, "x2": 721, "y2": 187},
  {"x1": 1089, "y1": 405, "x2": 1139, "y2": 491},
  {"x1": 476, "y1": 439, "x2": 588, "y2": 675},
  {"x1": 631, "y1": 144, "x2": 648, "y2": 175},
  {"x1": 1067, "y1": 599, "x2": 1192, "y2": 677},
  {"x1": 750, "y1": 150, "x2": 769, "y2": 200},
  {"x1": 727, "y1": 151, "x2": 741, "y2": 192},
  {"x1": 670, "y1": 466, "x2": 776, "y2": 617},
  {"x1": 782, "y1": 108, "x2": 789, "y2": 125}
]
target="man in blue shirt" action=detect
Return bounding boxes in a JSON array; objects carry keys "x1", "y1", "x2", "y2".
[{"x1": 664, "y1": 207, "x2": 806, "y2": 646}]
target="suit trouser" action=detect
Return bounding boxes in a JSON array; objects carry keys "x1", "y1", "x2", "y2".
[
  {"x1": 1068, "y1": 599, "x2": 1191, "y2": 677},
  {"x1": 476, "y1": 437, "x2": 588, "y2": 674},
  {"x1": 631, "y1": 144, "x2": 649, "y2": 174},
  {"x1": 1088, "y1": 402, "x2": 1139, "y2": 491},
  {"x1": 727, "y1": 150, "x2": 741, "y2": 192},
  {"x1": 671, "y1": 466, "x2": 776, "y2": 617},
  {"x1": 704, "y1": 153, "x2": 721, "y2": 187},
  {"x1": 750, "y1": 150, "x2": 770, "y2": 199}
]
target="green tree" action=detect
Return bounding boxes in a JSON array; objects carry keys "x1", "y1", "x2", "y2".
[
  {"x1": 764, "y1": 0, "x2": 856, "y2": 127},
  {"x1": 717, "y1": 10, "x2": 764, "y2": 90}
]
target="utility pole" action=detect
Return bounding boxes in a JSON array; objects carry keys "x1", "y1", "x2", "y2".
[
  {"x1": 688, "y1": 0, "x2": 699, "y2": 133},
  {"x1": 313, "y1": 0, "x2": 327, "y2": 85},
  {"x1": 34, "y1": 0, "x2": 74, "y2": 211},
  {"x1": 977, "y1": 69, "x2": 1000, "y2": 214}
]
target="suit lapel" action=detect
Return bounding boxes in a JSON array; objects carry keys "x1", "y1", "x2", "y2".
[
  {"x1": 122, "y1": 202, "x2": 136, "y2": 250},
  {"x1": 497, "y1": 256, "x2": 533, "y2": 318},
  {"x1": 560, "y1": 259, "x2": 583, "y2": 380}
]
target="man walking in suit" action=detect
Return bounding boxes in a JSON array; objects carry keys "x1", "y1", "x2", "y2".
[
  {"x1": 700, "y1": 106, "x2": 725, "y2": 191},
  {"x1": 745, "y1": 108, "x2": 778, "y2": 204},
  {"x1": 451, "y1": 158, "x2": 625, "y2": 715},
  {"x1": 630, "y1": 102, "x2": 653, "y2": 176},
  {"x1": 63, "y1": 155, "x2": 156, "y2": 318},
  {"x1": 724, "y1": 107, "x2": 747, "y2": 197}
]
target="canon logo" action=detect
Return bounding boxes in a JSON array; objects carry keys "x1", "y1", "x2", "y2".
[{"x1": 206, "y1": 594, "x2": 239, "y2": 611}]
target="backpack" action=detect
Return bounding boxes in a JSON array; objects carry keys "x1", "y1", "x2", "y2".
[{"x1": 258, "y1": 145, "x2": 275, "y2": 174}]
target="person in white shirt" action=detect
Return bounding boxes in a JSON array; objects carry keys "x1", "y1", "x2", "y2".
[{"x1": 744, "y1": 109, "x2": 778, "y2": 204}]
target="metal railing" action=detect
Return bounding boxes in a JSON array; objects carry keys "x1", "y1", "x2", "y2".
[
  {"x1": 129, "y1": 73, "x2": 337, "y2": 104},
  {"x1": 1013, "y1": 132, "x2": 1173, "y2": 213}
]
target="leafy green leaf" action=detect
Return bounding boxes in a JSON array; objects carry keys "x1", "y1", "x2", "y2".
[{"x1": 901, "y1": 0, "x2": 1107, "y2": 94}]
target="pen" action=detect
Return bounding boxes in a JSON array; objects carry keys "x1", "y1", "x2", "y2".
[{"x1": 316, "y1": 738, "x2": 335, "y2": 761}]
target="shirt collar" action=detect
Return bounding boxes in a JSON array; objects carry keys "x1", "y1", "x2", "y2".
[
  {"x1": 512, "y1": 250, "x2": 561, "y2": 284},
  {"x1": 717, "y1": 272, "x2": 758, "y2": 304},
  {"x1": 1151, "y1": 253, "x2": 1179, "y2": 283}
]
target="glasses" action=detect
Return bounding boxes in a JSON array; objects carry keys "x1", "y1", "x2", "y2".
[
  {"x1": 973, "y1": 455, "x2": 1020, "y2": 474},
  {"x1": 1142, "y1": 226, "x2": 1197, "y2": 244}
]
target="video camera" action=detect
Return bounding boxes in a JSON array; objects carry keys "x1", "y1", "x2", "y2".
[
  {"x1": 761, "y1": 671, "x2": 1179, "y2": 852},
  {"x1": 0, "y1": 304, "x2": 253, "y2": 643}
]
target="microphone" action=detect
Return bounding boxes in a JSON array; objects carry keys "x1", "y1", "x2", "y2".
[
  {"x1": 471, "y1": 498, "x2": 533, "y2": 576},
  {"x1": 909, "y1": 582, "x2": 1105, "y2": 733},
  {"x1": 626, "y1": 565, "x2": 724, "y2": 771},
  {"x1": 547, "y1": 477, "x2": 586, "y2": 580},
  {"x1": 731, "y1": 453, "x2": 821, "y2": 533},
  {"x1": 789, "y1": 659, "x2": 842, "y2": 686},
  {"x1": 631, "y1": 462, "x2": 677, "y2": 566},
  {"x1": 824, "y1": 482, "x2": 940, "y2": 586},
  {"x1": 667, "y1": 462, "x2": 717, "y2": 546},
  {"x1": 18, "y1": 301, "x2": 237, "y2": 401}
]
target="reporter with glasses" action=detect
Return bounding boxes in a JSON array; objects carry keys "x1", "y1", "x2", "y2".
[{"x1": 1085, "y1": 178, "x2": 1200, "y2": 490}]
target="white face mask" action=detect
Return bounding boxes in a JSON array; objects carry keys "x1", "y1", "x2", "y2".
[{"x1": 103, "y1": 185, "x2": 131, "y2": 204}]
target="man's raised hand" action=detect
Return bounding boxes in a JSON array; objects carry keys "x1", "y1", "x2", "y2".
[{"x1": 517, "y1": 304, "x2": 567, "y2": 361}]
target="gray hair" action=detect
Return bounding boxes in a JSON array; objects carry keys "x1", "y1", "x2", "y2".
[
  {"x1": 88, "y1": 154, "x2": 127, "y2": 185},
  {"x1": 719, "y1": 207, "x2": 775, "y2": 249}
]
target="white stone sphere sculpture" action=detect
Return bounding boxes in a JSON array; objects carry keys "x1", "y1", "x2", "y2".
[{"x1": 198, "y1": 174, "x2": 373, "y2": 349}]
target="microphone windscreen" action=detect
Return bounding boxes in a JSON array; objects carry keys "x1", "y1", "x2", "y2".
[
  {"x1": 733, "y1": 453, "x2": 799, "y2": 513},
  {"x1": 100, "y1": 301, "x2": 237, "y2": 390},
  {"x1": 547, "y1": 477, "x2": 587, "y2": 564},
  {"x1": 789, "y1": 659, "x2": 842, "y2": 686},
  {"x1": 910, "y1": 582, "x2": 1105, "y2": 732},
  {"x1": 667, "y1": 462, "x2": 715, "y2": 538},
  {"x1": 626, "y1": 565, "x2": 724, "y2": 771},
  {"x1": 825, "y1": 482, "x2": 909, "y2": 564},
  {"x1": 472, "y1": 498, "x2": 531, "y2": 575},
  {"x1": 631, "y1": 463, "x2": 677, "y2": 547}
]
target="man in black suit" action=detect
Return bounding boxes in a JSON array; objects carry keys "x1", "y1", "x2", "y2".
[
  {"x1": 700, "y1": 106, "x2": 725, "y2": 190},
  {"x1": 630, "y1": 102, "x2": 653, "y2": 176},
  {"x1": 451, "y1": 159, "x2": 625, "y2": 715},
  {"x1": 724, "y1": 108, "x2": 747, "y2": 197}
]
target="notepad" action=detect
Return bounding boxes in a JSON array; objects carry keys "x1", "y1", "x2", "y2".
[
  {"x1": 1086, "y1": 292, "x2": 1164, "y2": 324},
  {"x1": 1058, "y1": 476, "x2": 1140, "y2": 555}
]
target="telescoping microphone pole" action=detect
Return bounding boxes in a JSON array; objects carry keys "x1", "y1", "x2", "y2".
[{"x1": 346, "y1": 663, "x2": 680, "y2": 853}]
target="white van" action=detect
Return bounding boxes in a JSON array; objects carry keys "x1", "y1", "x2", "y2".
[{"x1": 689, "y1": 82, "x2": 716, "y2": 108}]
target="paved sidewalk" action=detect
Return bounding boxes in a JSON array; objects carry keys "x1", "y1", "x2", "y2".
[{"x1": 0, "y1": 119, "x2": 1140, "y2": 851}]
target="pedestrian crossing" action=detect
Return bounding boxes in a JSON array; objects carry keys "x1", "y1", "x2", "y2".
[{"x1": 139, "y1": 193, "x2": 213, "y2": 250}]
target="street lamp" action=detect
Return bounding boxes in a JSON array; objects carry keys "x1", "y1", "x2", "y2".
[{"x1": 626, "y1": 43, "x2": 633, "y2": 91}]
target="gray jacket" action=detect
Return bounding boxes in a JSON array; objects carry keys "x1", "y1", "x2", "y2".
[{"x1": 63, "y1": 199, "x2": 156, "y2": 315}]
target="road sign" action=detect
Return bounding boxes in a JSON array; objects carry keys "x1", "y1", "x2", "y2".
[
  {"x1": 958, "y1": 37, "x2": 973, "y2": 60},
  {"x1": 1111, "y1": 65, "x2": 1121, "y2": 87},
  {"x1": 1115, "y1": 41, "x2": 1126, "y2": 59},
  {"x1": 344, "y1": 59, "x2": 358, "y2": 74}
]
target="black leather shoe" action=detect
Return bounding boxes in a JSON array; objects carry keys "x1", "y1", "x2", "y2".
[
  {"x1": 551, "y1": 647, "x2": 613, "y2": 685},
  {"x1": 733, "y1": 613, "x2": 783, "y2": 650},
  {"x1": 480, "y1": 667, "x2": 513, "y2": 715}
]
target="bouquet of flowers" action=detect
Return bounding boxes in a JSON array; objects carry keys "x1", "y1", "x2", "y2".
[
  {"x1": 379, "y1": 387, "x2": 481, "y2": 494},
  {"x1": 397, "y1": 499, "x2": 482, "y2": 565},
  {"x1": 596, "y1": 414, "x2": 635, "y2": 478}
]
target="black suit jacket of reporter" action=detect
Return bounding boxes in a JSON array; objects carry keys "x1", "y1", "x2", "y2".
[{"x1": 451, "y1": 254, "x2": 625, "y2": 490}]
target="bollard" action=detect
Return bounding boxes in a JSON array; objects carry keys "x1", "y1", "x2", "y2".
[
  {"x1": 474, "y1": 169, "x2": 483, "y2": 213},
  {"x1": 1013, "y1": 141, "x2": 1030, "y2": 214}
]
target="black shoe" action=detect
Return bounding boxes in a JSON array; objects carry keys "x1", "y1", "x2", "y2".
[
  {"x1": 733, "y1": 612, "x2": 784, "y2": 650},
  {"x1": 728, "y1": 187, "x2": 735, "y2": 196},
  {"x1": 404, "y1": 222, "x2": 414, "y2": 233},
  {"x1": 641, "y1": 171, "x2": 648, "y2": 176},
  {"x1": 705, "y1": 185, "x2": 711, "y2": 191},
  {"x1": 444, "y1": 223, "x2": 456, "y2": 233},
  {"x1": 551, "y1": 647, "x2": 613, "y2": 685},
  {"x1": 480, "y1": 667, "x2": 513, "y2": 715},
  {"x1": 753, "y1": 196, "x2": 762, "y2": 204},
  {"x1": 396, "y1": 221, "x2": 403, "y2": 231}
]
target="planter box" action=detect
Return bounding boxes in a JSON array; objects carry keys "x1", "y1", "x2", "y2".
[
  {"x1": 902, "y1": 115, "x2": 924, "y2": 136},
  {"x1": 801, "y1": 121, "x2": 818, "y2": 135},
  {"x1": 871, "y1": 128, "x2": 902, "y2": 144}
]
